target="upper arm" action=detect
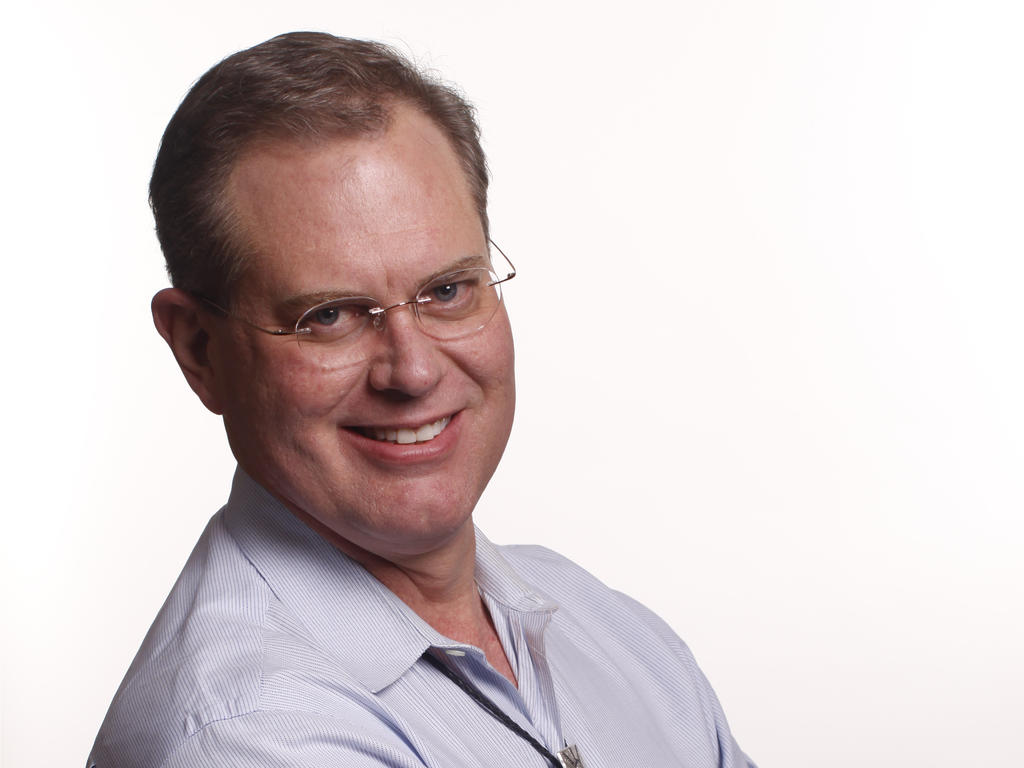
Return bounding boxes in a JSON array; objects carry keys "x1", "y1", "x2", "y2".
[{"x1": 158, "y1": 711, "x2": 428, "y2": 768}]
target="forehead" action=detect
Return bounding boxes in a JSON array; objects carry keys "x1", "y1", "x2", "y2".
[{"x1": 225, "y1": 105, "x2": 484, "y2": 301}]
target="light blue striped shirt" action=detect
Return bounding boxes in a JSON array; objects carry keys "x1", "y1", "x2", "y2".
[{"x1": 89, "y1": 469, "x2": 754, "y2": 767}]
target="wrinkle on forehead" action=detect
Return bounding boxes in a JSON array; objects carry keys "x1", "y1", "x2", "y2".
[
  {"x1": 223, "y1": 106, "x2": 486, "y2": 313},
  {"x1": 229, "y1": 107, "x2": 476, "y2": 248},
  {"x1": 277, "y1": 252, "x2": 493, "y2": 316}
]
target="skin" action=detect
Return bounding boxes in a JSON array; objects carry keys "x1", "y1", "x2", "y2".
[{"x1": 152, "y1": 104, "x2": 518, "y2": 684}]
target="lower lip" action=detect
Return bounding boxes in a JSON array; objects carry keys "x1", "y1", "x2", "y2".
[{"x1": 342, "y1": 412, "x2": 461, "y2": 466}]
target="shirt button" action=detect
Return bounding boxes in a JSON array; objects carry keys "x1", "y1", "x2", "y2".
[{"x1": 444, "y1": 649, "x2": 466, "y2": 656}]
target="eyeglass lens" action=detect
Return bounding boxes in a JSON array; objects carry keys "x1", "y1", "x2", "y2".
[{"x1": 294, "y1": 267, "x2": 504, "y2": 352}]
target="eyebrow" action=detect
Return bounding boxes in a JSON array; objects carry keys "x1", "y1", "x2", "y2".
[
  {"x1": 276, "y1": 253, "x2": 492, "y2": 316},
  {"x1": 422, "y1": 253, "x2": 491, "y2": 282},
  {"x1": 277, "y1": 289, "x2": 370, "y2": 318}
]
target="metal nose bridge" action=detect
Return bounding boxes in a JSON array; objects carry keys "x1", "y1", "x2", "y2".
[{"x1": 367, "y1": 296, "x2": 432, "y2": 330}]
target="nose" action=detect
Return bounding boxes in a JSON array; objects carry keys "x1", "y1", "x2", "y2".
[{"x1": 366, "y1": 303, "x2": 443, "y2": 398}]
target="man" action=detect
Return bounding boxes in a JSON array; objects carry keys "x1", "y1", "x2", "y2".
[{"x1": 89, "y1": 32, "x2": 754, "y2": 768}]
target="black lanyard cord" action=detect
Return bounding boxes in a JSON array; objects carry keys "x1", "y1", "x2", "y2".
[{"x1": 422, "y1": 652, "x2": 563, "y2": 768}]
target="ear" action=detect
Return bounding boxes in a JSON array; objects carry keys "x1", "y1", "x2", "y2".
[{"x1": 151, "y1": 288, "x2": 226, "y2": 415}]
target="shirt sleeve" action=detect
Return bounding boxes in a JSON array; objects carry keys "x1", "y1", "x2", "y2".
[
  {"x1": 613, "y1": 591, "x2": 758, "y2": 768},
  {"x1": 156, "y1": 710, "x2": 429, "y2": 768}
]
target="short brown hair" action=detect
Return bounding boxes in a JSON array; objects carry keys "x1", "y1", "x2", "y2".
[{"x1": 150, "y1": 32, "x2": 489, "y2": 303}]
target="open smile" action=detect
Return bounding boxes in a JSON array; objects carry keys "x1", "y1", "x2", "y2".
[{"x1": 355, "y1": 416, "x2": 452, "y2": 445}]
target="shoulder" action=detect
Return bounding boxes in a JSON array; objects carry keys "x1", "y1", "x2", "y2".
[
  {"x1": 497, "y1": 543, "x2": 667, "y2": 630},
  {"x1": 89, "y1": 511, "x2": 276, "y2": 767},
  {"x1": 496, "y1": 543, "x2": 753, "y2": 766},
  {"x1": 498, "y1": 541, "x2": 713, "y2": 701},
  {"x1": 495, "y1": 542, "x2": 597, "y2": 588},
  {"x1": 89, "y1": 508, "x2": 421, "y2": 768}
]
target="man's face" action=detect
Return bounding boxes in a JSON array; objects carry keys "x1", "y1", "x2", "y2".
[{"x1": 205, "y1": 105, "x2": 515, "y2": 561}]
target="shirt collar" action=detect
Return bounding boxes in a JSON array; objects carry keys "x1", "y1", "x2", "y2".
[
  {"x1": 221, "y1": 467, "x2": 556, "y2": 693},
  {"x1": 474, "y1": 531, "x2": 559, "y2": 616}
]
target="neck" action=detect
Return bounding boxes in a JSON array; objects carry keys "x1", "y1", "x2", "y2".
[
  {"x1": 291, "y1": 510, "x2": 517, "y2": 686},
  {"x1": 353, "y1": 523, "x2": 483, "y2": 636}
]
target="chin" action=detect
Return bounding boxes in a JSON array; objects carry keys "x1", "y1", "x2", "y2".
[{"x1": 358, "y1": 486, "x2": 482, "y2": 555}]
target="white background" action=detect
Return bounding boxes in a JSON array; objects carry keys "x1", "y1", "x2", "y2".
[{"x1": 3, "y1": 1, "x2": 1022, "y2": 766}]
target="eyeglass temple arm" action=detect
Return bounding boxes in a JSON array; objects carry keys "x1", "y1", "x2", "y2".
[
  {"x1": 194, "y1": 294, "x2": 309, "y2": 337},
  {"x1": 488, "y1": 240, "x2": 516, "y2": 284}
]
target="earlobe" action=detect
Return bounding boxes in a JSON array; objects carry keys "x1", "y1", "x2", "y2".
[{"x1": 151, "y1": 288, "x2": 226, "y2": 415}]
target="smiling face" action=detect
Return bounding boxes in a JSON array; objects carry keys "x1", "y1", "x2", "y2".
[{"x1": 204, "y1": 105, "x2": 515, "y2": 562}]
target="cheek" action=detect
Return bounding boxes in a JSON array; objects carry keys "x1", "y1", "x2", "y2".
[
  {"x1": 476, "y1": 313, "x2": 516, "y2": 393},
  {"x1": 225, "y1": 349, "x2": 366, "y2": 435},
  {"x1": 454, "y1": 315, "x2": 516, "y2": 426}
]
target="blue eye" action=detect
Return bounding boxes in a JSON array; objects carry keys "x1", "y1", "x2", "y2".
[
  {"x1": 432, "y1": 282, "x2": 461, "y2": 302},
  {"x1": 297, "y1": 299, "x2": 372, "y2": 341},
  {"x1": 313, "y1": 306, "x2": 341, "y2": 325}
]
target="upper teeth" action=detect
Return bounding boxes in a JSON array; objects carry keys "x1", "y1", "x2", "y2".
[{"x1": 366, "y1": 416, "x2": 451, "y2": 444}]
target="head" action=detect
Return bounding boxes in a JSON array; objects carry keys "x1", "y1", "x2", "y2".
[
  {"x1": 150, "y1": 31, "x2": 490, "y2": 305},
  {"x1": 151, "y1": 34, "x2": 515, "y2": 565}
]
